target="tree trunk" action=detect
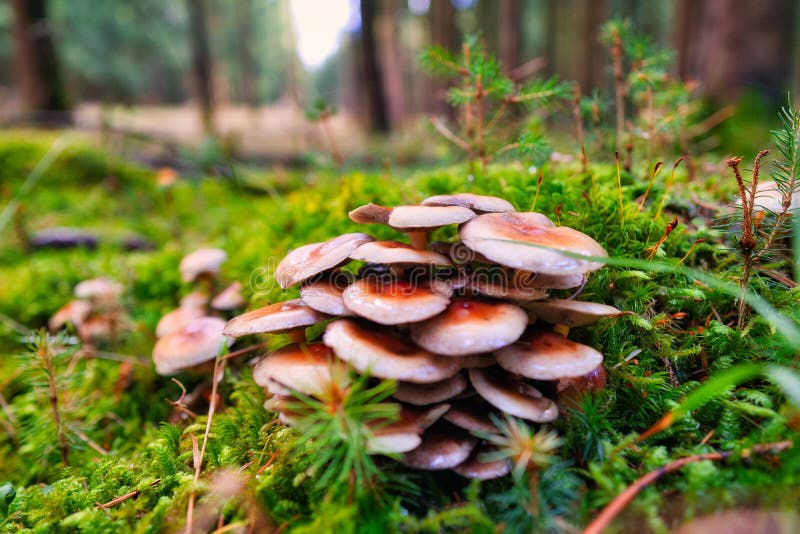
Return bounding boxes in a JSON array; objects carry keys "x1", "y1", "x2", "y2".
[
  {"x1": 581, "y1": 0, "x2": 608, "y2": 92},
  {"x1": 498, "y1": 0, "x2": 521, "y2": 75},
  {"x1": 235, "y1": 0, "x2": 258, "y2": 107},
  {"x1": 359, "y1": 0, "x2": 389, "y2": 133},
  {"x1": 677, "y1": 0, "x2": 796, "y2": 104},
  {"x1": 427, "y1": 0, "x2": 459, "y2": 116},
  {"x1": 10, "y1": 0, "x2": 71, "y2": 124},
  {"x1": 377, "y1": 0, "x2": 406, "y2": 127},
  {"x1": 186, "y1": 0, "x2": 215, "y2": 134}
]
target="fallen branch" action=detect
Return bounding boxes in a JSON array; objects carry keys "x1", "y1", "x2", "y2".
[
  {"x1": 97, "y1": 479, "x2": 161, "y2": 510},
  {"x1": 583, "y1": 440, "x2": 793, "y2": 534}
]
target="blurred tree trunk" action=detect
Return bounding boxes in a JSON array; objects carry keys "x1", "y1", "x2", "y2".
[
  {"x1": 427, "y1": 0, "x2": 458, "y2": 116},
  {"x1": 580, "y1": 0, "x2": 607, "y2": 91},
  {"x1": 377, "y1": 0, "x2": 406, "y2": 127},
  {"x1": 186, "y1": 0, "x2": 215, "y2": 134},
  {"x1": 10, "y1": 0, "x2": 71, "y2": 124},
  {"x1": 676, "y1": 0, "x2": 796, "y2": 103},
  {"x1": 498, "y1": 0, "x2": 521, "y2": 75},
  {"x1": 360, "y1": 0, "x2": 389, "y2": 133},
  {"x1": 235, "y1": 0, "x2": 258, "y2": 106}
]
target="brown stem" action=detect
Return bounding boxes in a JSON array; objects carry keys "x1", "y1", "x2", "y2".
[
  {"x1": 655, "y1": 156, "x2": 686, "y2": 220},
  {"x1": 407, "y1": 231, "x2": 428, "y2": 250},
  {"x1": 97, "y1": 479, "x2": 160, "y2": 510},
  {"x1": 583, "y1": 441, "x2": 793, "y2": 534},
  {"x1": 638, "y1": 161, "x2": 664, "y2": 211}
]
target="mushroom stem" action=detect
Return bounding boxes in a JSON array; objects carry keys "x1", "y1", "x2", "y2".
[
  {"x1": 407, "y1": 231, "x2": 428, "y2": 250},
  {"x1": 553, "y1": 324, "x2": 570, "y2": 337},
  {"x1": 287, "y1": 328, "x2": 306, "y2": 343}
]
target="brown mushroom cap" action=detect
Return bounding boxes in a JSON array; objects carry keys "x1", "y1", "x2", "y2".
[
  {"x1": 156, "y1": 306, "x2": 206, "y2": 338},
  {"x1": 180, "y1": 290, "x2": 210, "y2": 309},
  {"x1": 253, "y1": 343, "x2": 344, "y2": 396},
  {"x1": 495, "y1": 330, "x2": 603, "y2": 380},
  {"x1": 153, "y1": 317, "x2": 231, "y2": 375},
  {"x1": 322, "y1": 319, "x2": 461, "y2": 383},
  {"x1": 350, "y1": 241, "x2": 452, "y2": 266},
  {"x1": 349, "y1": 203, "x2": 391, "y2": 224},
  {"x1": 223, "y1": 299, "x2": 329, "y2": 338},
  {"x1": 513, "y1": 270, "x2": 586, "y2": 290},
  {"x1": 401, "y1": 425, "x2": 477, "y2": 470},
  {"x1": 78, "y1": 315, "x2": 117, "y2": 342},
  {"x1": 394, "y1": 374, "x2": 468, "y2": 405},
  {"x1": 342, "y1": 278, "x2": 451, "y2": 325},
  {"x1": 410, "y1": 299, "x2": 528, "y2": 356},
  {"x1": 452, "y1": 444, "x2": 512, "y2": 480},
  {"x1": 368, "y1": 403, "x2": 450, "y2": 454},
  {"x1": 465, "y1": 272, "x2": 550, "y2": 302},
  {"x1": 274, "y1": 233, "x2": 373, "y2": 288},
  {"x1": 74, "y1": 278, "x2": 123, "y2": 300},
  {"x1": 49, "y1": 300, "x2": 92, "y2": 331},
  {"x1": 525, "y1": 299, "x2": 621, "y2": 327},
  {"x1": 300, "y1": 277, "x2": 353, "y2": 316},
  {"x1": 469, "y1": 368, "x2": 558, "y2": 423},
  {"x1": 459, "y1": 212, "x2": 608, "y2": 275},
  {"x1": 429, "y1": 241, "x2": 493, "y2": 265},
  {"x1": 387, "y1": 205, "x2": 476, "y2": 230},
  {"x1": 557, "y1": 364, "x2": 607, "y2": 393},
  {"x1": 179, "y1": 248, "x2": 227, "y2": 282},
  {"x1": 443, "y1": 399, "x2": 499, "y2": 433},
  {"x1": 211, "y1": 282, "x2": 245, "y2": 311},
  {"x1": 421, "y1": 193, "x2": 515, "y2": 213}
]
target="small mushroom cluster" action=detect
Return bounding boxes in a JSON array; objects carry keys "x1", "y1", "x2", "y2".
[
  {"x1": 152, "y1": 248, "x2": 243, "y2": 375},
  {"x1": 50, "y1": 278, "x2": 125, "y2": 343},
  {"x1": 226, "y1": 193, "x2": 620, "y2": 478}
]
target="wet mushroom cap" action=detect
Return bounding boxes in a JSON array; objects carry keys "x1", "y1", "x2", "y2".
[
  {"x1": 74, "y1": 278, "x2": 123, "y2": 300},
  {"x1": 274, "y1": 232, "x2": 373, "y2": 288},
  {"x1": 179, "y1": 248, "x2": 227, "y2": 282},
  {"x1": 557, "y1": 364, "x2": 607, "y2": 393},
  {"x1": 513, "y1": 270, "x2": 586, "y2": 290},
  {"x1": 153, "y1": 317, "x2": 231, "y2": 375},
  {"x1": 401, "y1": 425, "x2": 477, "y2": 470},
  {"x1": 350, "y1": 241, "x2": 452, "y2": 266},
  {"x1": 465, "y1": 273, "x2": 550, "y2": 302},
  {"x1": 495, "y1": 330, "x2": 603, "y2": 380},
  {"x1": 300, "y1": 277, "x2": 353, "y2": 316},
  {"x1": 223, "y1": 299, "x2": 329, "y2": 338},
  {"x1": 343, "y1": 278, "x2": 452, "y2": 325},
  {"x1": 49, "y1": 300, "x2": 92, "y2": 331},
  {"x1": 387, "y1": 205, "x2": 476, "y2": 229},
  {"x1": 349, "y1": 203, "x2": 391, "y2": 224},
  {"x1": 368, "y1": 403, "x2": 451, "y2": 453},
  {"x1": 394, "y1": 374, "x2": 468, "y2": 405},
  {"x1": 322, "y1": 319, "x2": 461, "y2": 383},
  {"x1": 469, "y1": 368, "x2": 558, "y2": 423},
  {"x1": 210, "y1": 282, "x2": 245, "y2": 311},
  {"x1": 525, "y1": 299, "x2": 621, "y2": 327},
  {"x1": 156, "y1": 306, "x2": 206, "y2": 338},
  {"x1": 459, "y1": 212, "x2": 608, "y2": 275},
  {"x1": 253, "y1": 343, "x2": 344, "y2": 396},
  {"x1": 452, "y1": 444, "x2": 512, "y2": 480},
  {"x1": 180, "y1": 290, "x2": 210, "y2": 309},
  {"x1": 421, "y1": 193, "x2": 515, "y2": 213},
  {"x1": 443, "y1": 399, "x2": 499, "y2": 433},
  {"x1": 410, "y1": 299, "x2": 528, "y2": 356}
]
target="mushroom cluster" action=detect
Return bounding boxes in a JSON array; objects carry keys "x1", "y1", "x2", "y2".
[
  {"x1": 50, "y1": 277, "x2": 125, "y2": 343},
  {"x1": 226, "y1": 193, "x2": 620, "y2": 478},
  {"x1": 152, "y1": 248, "x2": 243, "y2": 375}
]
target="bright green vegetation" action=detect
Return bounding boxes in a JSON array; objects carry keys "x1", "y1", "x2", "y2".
[{"x1": 0, "y1": 114, "x2": 798, "y2": 533}]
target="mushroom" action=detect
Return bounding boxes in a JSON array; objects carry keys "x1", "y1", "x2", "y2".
[
  {"x1": 322, "y1": 319, "x2": 461, "y2": 383},
  {"x1": 368, "y1": 403, "x2": 450, "y2": 454},
  {"x1": 556, "y1": 364, "x2": 607, "y2": 394},
  {"x1": 153, "y1": 317, "x2": 231, "y2": 375},
  {"x1": 394, "y1": 373, "x2": 468, "y2": 405},
  {"x1": 211, "y1": 282, "x2": 245, "y2": 311},
  {"x1": 349, "y1": 203, "x2": 475, "y2": 249},
  {"x1": 469, "y1": 368, "x2": 558, "y2": 423},
  {"x1": 495, "y1": 329, "x2": 603, "y2": 380},
  {"x1": 49, "y1": 300, "x2": 92, "y2": 332},
  {"x1": 421, "y1": 193, "x2": 515, "y2": 213},
  {"x1": 342, "y1": 278, "x2": 451, "y2": 325},
  {"x1": 524, "y1": 299, "x2": 621, "y2": 336},
  {"x1": 299, "y1": 272, "x2": 354, "y2": 316},
  {"x1": 461, "y1": 354, "x2": 496, "y2": 368},
  {"x1": 465, "y1": 271, "x2": 550, "y2": 302},
  {"x1": 156, "y1": 306, "x2": 206, "y2": 338},
  {"x1": 223, "y1": 299, "x2": 329, "y2": 342},
  {"x1": 275, "y1": 233, "x2": 373, "y2": 288},
  {"x1": 253, "y1": 343, "x2": 345, "y2": 396},
  {"x1": 511, "y1": 270, "x2": 586, "y2": 290},
  {"x1": 181, "y1": 290, "x2": 210, "y2": 309},
  {"x1": 349, "y1": 241, "x2": 452, "y2": 267},
  {"x1": 179, "y1": 248, "x2": 227, "y2": 283},
  {"x1": 452, "y1": 444, "x2": 512, "y2": 480},
  {"x1": 401, "y1": 424, "x2": 477, "y2": 470},
  {"x1": 460, "y1": 212, "x2": 608, "y2": 275},
  {"x1": 410, "y1": 299, "x2": 528, "y2": 356},
  {"x1": 443, "y1": 398, "x2": 499, "y2": 433},
  {"x1": 74, "y1": 277, "x2": 123, "y2": 303}
]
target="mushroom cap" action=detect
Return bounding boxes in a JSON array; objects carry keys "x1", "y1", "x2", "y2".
[
  {"x1": 495, "y1": 329, "x2": 604, "y2": 380},
  {"x1": 401, "y1": 425, "x2": 477, "y2": 470},
  {"x1": 453, "y1": 444, "x2": 512, "y2": 480},
  {"x1": 300, "y1": 276, "x2": 353, "y2": 316},
  {"x1": 465, "y1": 272, "x2": 550, "y2": 302},
  {"x1": 322, "y1": 319, "x2": 461, "y2": 383},
  {"x1": 349, "y1": 203, "x2": 391, "y2": 224},
  {"x1": 394, "y1": 374, "x2": 468, "y2": 405},
  {"x1": 77, "y1": 315, "x2": 116, "y2": 342},
  {"x1": 179, "y1": 248, "x2": 227, "y2": 282},
  {"x1": 350, "y1": 241, "x2": 452, "y2": 266},
  {"x1": 156, "y1": 306, "x2": 206, "y2": 338},
  {"x1": 469, "y1": 368, "x2": 558, "y2": 422},
  {"x1": 557, "y1": 364, "x2": 607, "y2": 393},
  {"x1": 368, "y1": 404, "x2": 450, "y2": 454},
  {"x1": 153, "y1": 317, "x2": 231, "y2": 375},
  {"x1": 429, "y1": 241, "x2": 492, "y2": 265},
  {"x1": 74, "y1": 278, "x2": 123, "y2": 300},
  {"x1": 223, "y1": 299, "x2": 329, "y2": 338},
  {"x1": 513, "y1": 270, "x2": 586, "y2": 289},
  {"x1": 49, "y1": 300, "x2": 92, "y2": 331},
  {"x1": 459, "y1": 212, "x2": 608, "y2": 275},
  {"x1": 525, "y1": 299, "x2": 621, "y2": 327},
  {"x1": 388, "y1": 205, "x2": 476, "y2": 230},
  {"x1": 410, "y1": 299, "x2": 528, "y2": 356},
  {"x1": 211, "y1": 282, "x2": 245, "y2": 311},
  {"x1": 253, "y1": 343, "x2": 344, "y2": 396},
  {"x1": 180, "y1": 290, "x2": 210, "y2": 309},
  {"x1": 275, "y1": 233, "x2": 373, "y2": 288},
  {"x1": 443, "y1": 399, "x2": 499, "y2": 433},
  {"x1": 421, "y1": 193, "x2": 515, "y2": 213},
  {"x1": 342, "y1": 278, "x2": 451, "y2": 325}
]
